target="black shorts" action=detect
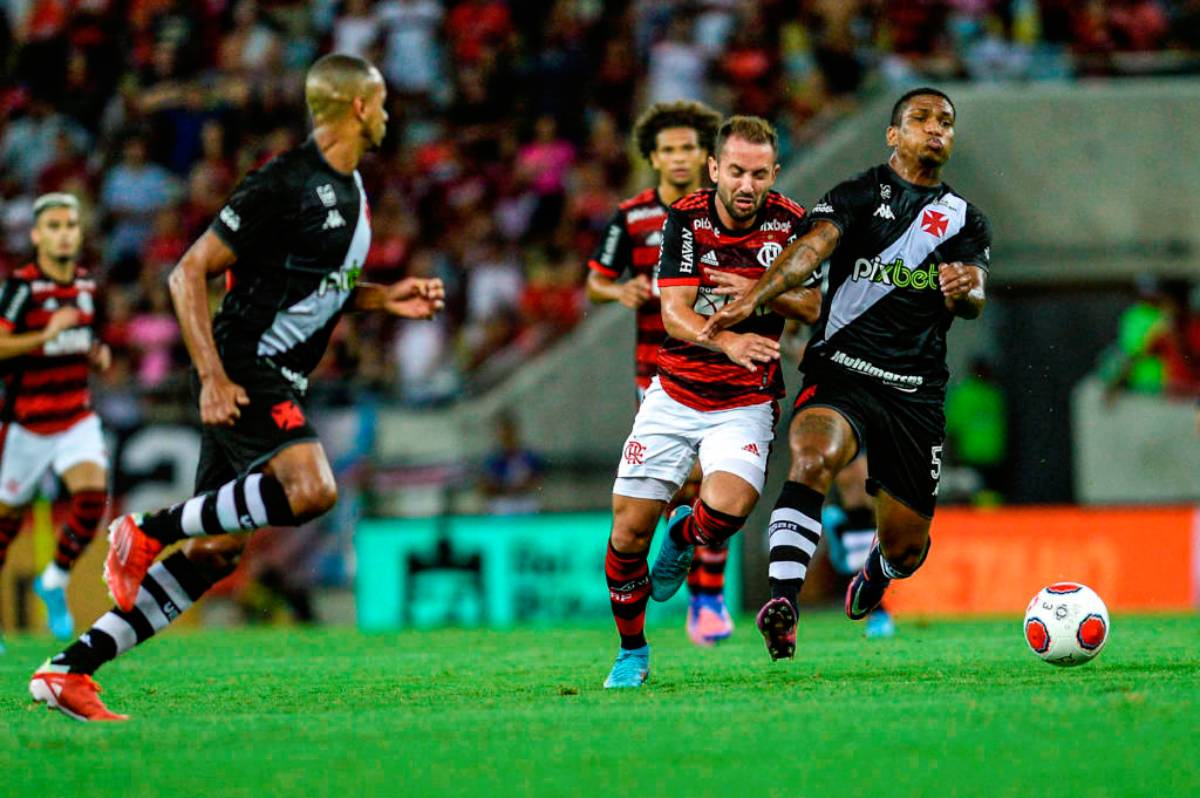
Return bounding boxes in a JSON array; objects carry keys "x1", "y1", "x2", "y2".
[
  {"x1": 192, "y1": 360, "x2": 319, "y2": 493},
  {"x1": 793, "y1": 365, "x2": 945, "y2": 517}
]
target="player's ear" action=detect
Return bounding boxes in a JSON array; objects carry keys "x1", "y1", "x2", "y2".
[
  {"x1": 886, "y1": 125, "x2": 899, "y2": 149},
  {"x1": 707, "y1": 154, "x2": 719, "y2": 183},
  {"x1": 29, "y1": 224, "x2": 40, "y2": 249}
]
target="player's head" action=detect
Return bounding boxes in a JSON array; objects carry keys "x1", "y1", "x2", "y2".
[
  {"x1": 305, "y1": 53, "x2": 388, "y2": 148},
  {"x1": 31, "y1": 192, "x2": 82, "y2": 265},
  {"x1": 709, "y1": 115, "x2": 780, "y2": 223},
  {"x1": 634, "y1": 101, "x2": 722, "y2": 191},
  {"x1": 887, "y1": 87, "x2": 956, "y2": 168}
]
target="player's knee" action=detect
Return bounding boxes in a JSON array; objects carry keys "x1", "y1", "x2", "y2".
[
  {"x1": 881, "y1": 534, "x2": 931, "y2": 576},
  {"x1": 183, "y1": 534, "x2": 247, "y2": 580},
  {"x1": 788, "y1": 445, "x2": 837, "y2": 493},
  {"x1": 284, "y1": 473, "x2": 338, "y2": 523},
  {"x1": 610, "y1": 504, "x2": 657, "y2": 553}
]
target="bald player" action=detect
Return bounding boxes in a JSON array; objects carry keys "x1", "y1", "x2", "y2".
[{"x1": 29, "y1": 53, "x2": 446, "y2": 721}]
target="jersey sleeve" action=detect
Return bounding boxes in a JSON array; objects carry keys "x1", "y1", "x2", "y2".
[
  {"x1": 209, "y1": 164, "x2": 281, "y2": 258},
  {"x1": 0, "y1": 278, "x2": 31, "y2": 332},
  {"x1": 940, "y1": 204, "x2": 992, "y2": 272},
  {"x1": 655, "y1": 209, "x2": 699, "y2": 288},
  {"x1": 587, "y1": 210, "x2": 632, "y2": 279},
  {"x1": 804, "y1": 176, "x2": 872, "y2": 238}
]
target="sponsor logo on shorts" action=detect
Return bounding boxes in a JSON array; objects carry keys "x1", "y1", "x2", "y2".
[
  {"x1": 624, "y1": 440, "x2": 646, "y2": 465},
  {"x1": 271, "y1": 400, "x2": 307, "y2": 431}
]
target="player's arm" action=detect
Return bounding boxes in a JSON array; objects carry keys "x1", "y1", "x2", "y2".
[
  {"x1": 660, "y1": 285, "x2": 780, "y2": 372},
  {"x1": 699, "y1": 220, "x2": 841, "y2": 339},
  {"x1": 349, "y1": 279, "x2": 446, "y2": 319},
  {"x1": 939, "y1": 263, "x2": 986, "y2": 319},
  {"x1": 167, "y1": 230, "x2": 247, "y2": 426},
  {"x1": 585, "y1": 211, "x2": 650, "y2": 309},
  {"x1": 0, "y1": 307, "x2": 81, "y2": 359},
  {"x1": 708, "y1": 271, "x2": 821, "y2": 323}
]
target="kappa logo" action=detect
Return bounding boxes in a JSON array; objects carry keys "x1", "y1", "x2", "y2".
[
  {"x1": 271, "y1": 400, "x2": 306, "y2": 431},
  {"x1": 757, "y1": 241, "x2": 783, "y2": 268},
  {"x1": 322, "y1": 209, "x2": 347, "y2": 230},
  {"x1": 219, "y1": 206, "x2": 241, "y2": 231},
  {"x1": 873, "y1": 203, "x2": 895, "y2": 220},
  {"x1": 701, "y1": 250, "x2": 720, "y2": 267},
  {"x1": 921, "y1": 209, "x2": 949, "y2": 237},
  {"x1": 316, "y1": 184, "x2": 337, "y2": 207},
  {"x1": 742, "y1": 442, "x2": 760, "y2": 456},
  {"x1": 624, "y1": 440, "x2": 646, "y2": 465}
]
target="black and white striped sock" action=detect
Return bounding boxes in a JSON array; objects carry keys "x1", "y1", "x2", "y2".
[
  {"x1": 767, "y1": 481, "x2": 826, "y2": 613},
  {"x1": 141, "y1": 473, "x2": 296, "y2": 544},
  {"x1": 50, "y1": 552, "x2": 215, "y2": 675}
]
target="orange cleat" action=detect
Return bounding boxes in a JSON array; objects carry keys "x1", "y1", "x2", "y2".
[
  {"x1": 104, "y1": 513, "x2": 162, "y2": 612},
  {"x1": 29, "y1": 670, "x2": 129, "y2": 722}
]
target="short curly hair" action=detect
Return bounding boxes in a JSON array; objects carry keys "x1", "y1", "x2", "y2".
[{"x1": 633, "y1": 101, "x2": 722, "y2": 161}]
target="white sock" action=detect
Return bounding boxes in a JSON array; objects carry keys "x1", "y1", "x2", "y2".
[{"x1": 40, "y1": 562, "x2": 70, "y2": 590}]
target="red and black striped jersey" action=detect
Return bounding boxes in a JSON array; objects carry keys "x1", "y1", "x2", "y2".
[
  {"x1": 0, "y1": 263, "x2": 97, "y2": 433},
  {"x1": 656, "y1": 189, "x2": 806, "y2": 411},
  {"x1": 587, "y1": 187, "x2": 669, "y2": 390}
]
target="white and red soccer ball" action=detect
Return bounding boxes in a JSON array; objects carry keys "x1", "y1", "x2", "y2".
[{"x1": 1023, "y1": 582, "x2": 1110, "y2": 667}]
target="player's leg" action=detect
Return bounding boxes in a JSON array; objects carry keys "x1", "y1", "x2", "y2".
[
  {"x1": 846, "y1": 489, "x2": 931, "y2": 619},
  {"x1": 0, "y1": 501, "x2": 24, "y2": 652},
  {"x1": 678, "y1": 462, "x2": 733, "y2": 645},
  {"x1": 0, "y1": 421, "x2": 55, "y2": 649},
  {"x1": 105, "y1": 375, "x2": 333, "y2": 611},
  {"x1": 36, "y1": 420, "x2": 111, "y2": 641},
  {"x1": 823, "y1": 456, "x2": 894, "y2": 637}
]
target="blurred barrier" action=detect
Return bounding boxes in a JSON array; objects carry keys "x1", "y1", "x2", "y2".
[
  {"x1": 355, "y1": 512, "x2": 740, "y2": 630},
  {"x1": 888, "y1": 505, "x2": 1199, "y2": 616}
]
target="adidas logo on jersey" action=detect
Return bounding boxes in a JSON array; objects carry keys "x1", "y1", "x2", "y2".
[
  {"x1": 322, "y1": 209, "x2": 347, "y2": 230},
  {"x1": 873, "y1": 203, "x2": 895, "y2": 220},
  {"x1": 701, "y1": 251, "x2": 720, "y2": 267}
]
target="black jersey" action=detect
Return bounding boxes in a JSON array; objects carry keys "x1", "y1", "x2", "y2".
[
  {"x1": 209, "y1": 139, "x2": 371, "y2": 378},
  {"x1": 801, "y1": 163, "x2": 991, "y2": 396}
]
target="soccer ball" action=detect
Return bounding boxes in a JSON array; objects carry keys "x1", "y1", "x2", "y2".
[{"x1": 1023, "y1": 582, "x2": 1110, "y2": 667}]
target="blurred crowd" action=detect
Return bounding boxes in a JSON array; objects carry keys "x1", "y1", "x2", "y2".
[{"x1": 2, "y1": 0, "x2": 1200, "y2": 417}]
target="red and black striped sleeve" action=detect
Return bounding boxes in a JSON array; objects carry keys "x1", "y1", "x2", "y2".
[
  {"x1": 587, "y1": 209, "x2": 631, "y2": 279},
  {"x1": 656, "y1": 209, "x2": 699, "y2": 288},
  {"x1": 0, "y1": 276, "x2": 31, "y2": 333}
]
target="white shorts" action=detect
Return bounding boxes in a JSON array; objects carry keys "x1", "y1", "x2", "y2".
[
  {"x1": 0, "y1": 414, "x2": 108, "y2": 506},
  {"x1": 613, "y1": 378, "x2": 775, "y2": 503}
]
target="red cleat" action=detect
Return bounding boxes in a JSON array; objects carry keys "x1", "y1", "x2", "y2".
[
  {"x1": 29, "y1": 670, "x2": 129, "y2": 722},
  {"x1": 104, "y1": 513, "x2": 162, "y2": 612}
]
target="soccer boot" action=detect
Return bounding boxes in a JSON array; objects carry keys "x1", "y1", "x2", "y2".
[
  {"x1": 865, "y1": 607, "x2": 897, "y2": 639},
  {"x1": 846, "y1": 550, "x2": 891, "y2": 621},
  {"x1": 756, "y1": 597, "x2": 797, "y2": 660},
  {"x1": 30, "y1": 667, "x2": 129, "y2": 722},
  {"x1": 603, "y1": 645, "x2": 650, "y2": 689},
  {"x1": 34, "y1": 574, "x2": 75, "y2": 641},
  {"x1": 649, "y1": 505, "x2": 694, "y2": 601},
  {"x1": 104, "y1": 513, "x2": 162, "y2": 613},
  {"x1": 687, "y1": 593, "x2": 734, "y2": 646}
]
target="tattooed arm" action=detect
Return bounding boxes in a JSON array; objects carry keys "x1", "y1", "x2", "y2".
[{"x1": 699, "y1": 220, "x2": 840, "y2": 340}]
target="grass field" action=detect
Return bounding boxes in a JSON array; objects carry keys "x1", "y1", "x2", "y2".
[{"x1": 2, "y1": 612, "x2": 1197, "y2": 798}]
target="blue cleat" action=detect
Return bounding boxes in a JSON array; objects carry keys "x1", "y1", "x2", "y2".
[
  {"x1": 603, "y1": 645, "x2": 650, "y2": 689},
  {"x1": 865, "y1": 608, "x2": 897, "y2": 639},
  {"x1": 650, "y1": 505, "x2": 694, "y2": 601},
  {"x1": 0, "y1": 632, "x2": 6, "y2": 654},
  {"x1": 34, "y1": 575, "x2": 74, "y2": 641}
]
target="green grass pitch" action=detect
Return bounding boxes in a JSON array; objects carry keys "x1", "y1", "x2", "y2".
[{"x1": 2, "y1": 612, "x2": 1197, "y2": 798}]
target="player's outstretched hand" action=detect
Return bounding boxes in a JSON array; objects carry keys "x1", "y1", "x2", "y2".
[
  {"x1": 719, "y1": 332, "x2": 780, "y2": 372},
  {"x1": 43, "y1": 306, "x2": 81, "y2": 339},
  {"x1": 708, "y1": 270, "x2": 755, "y2": 300},
  {"x1": 200, "y1": 373, "x2": 250, "y2": 427},
  {"x1": 618, "y1": 275, "x2": 653, "y2": 309},
  {"x1": 699, "y1": 297, "x2": 755, "y2": 341},
  {"x1": 938, "y1": 262, "x2": 972, "y2": 299},
  {"x1": 89, "y1": 342, "x2": 112, "y2": 372},
  {"x1": 384, "y1": 278, "x2": 446, "y2": 320}
]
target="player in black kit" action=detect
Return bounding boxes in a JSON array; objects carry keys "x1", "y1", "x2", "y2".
[
  {"x1": 701, "y1": 88, "x2": 991, "y2": 659},
  {"x1": 30, "y1": 54, "x2": 445, "y2": 721}
]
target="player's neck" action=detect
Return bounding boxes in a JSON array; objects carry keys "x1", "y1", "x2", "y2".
[
  {"x1": 312, "y1": 124, "x2": 364, "y2": 175},
  {"x1": 656, "y1": 179, "x2": 698, "y2": 207},
  {"x1": 888, "y1": 152, "x2": 942, "y2": 188},
  {"x1": 37, "y1": 255, "x2": 75, "y2": 283}
]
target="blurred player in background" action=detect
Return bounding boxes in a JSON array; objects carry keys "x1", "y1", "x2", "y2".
[
  {"x1": 30, "y1": 54, "x2": 445, "y2": 720},
  {"x1": 0, "y1": 193, "x2": 111, "y2": 648},
  {"x1": 586, "y1": 100, "x2": 741, "y2": 647},
  {"x1": 603, "y1": 116, "x2": 820, "y2": 688},
  {"x1": 702, "y1": 88, "x2": 991, "y2": 660}
]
